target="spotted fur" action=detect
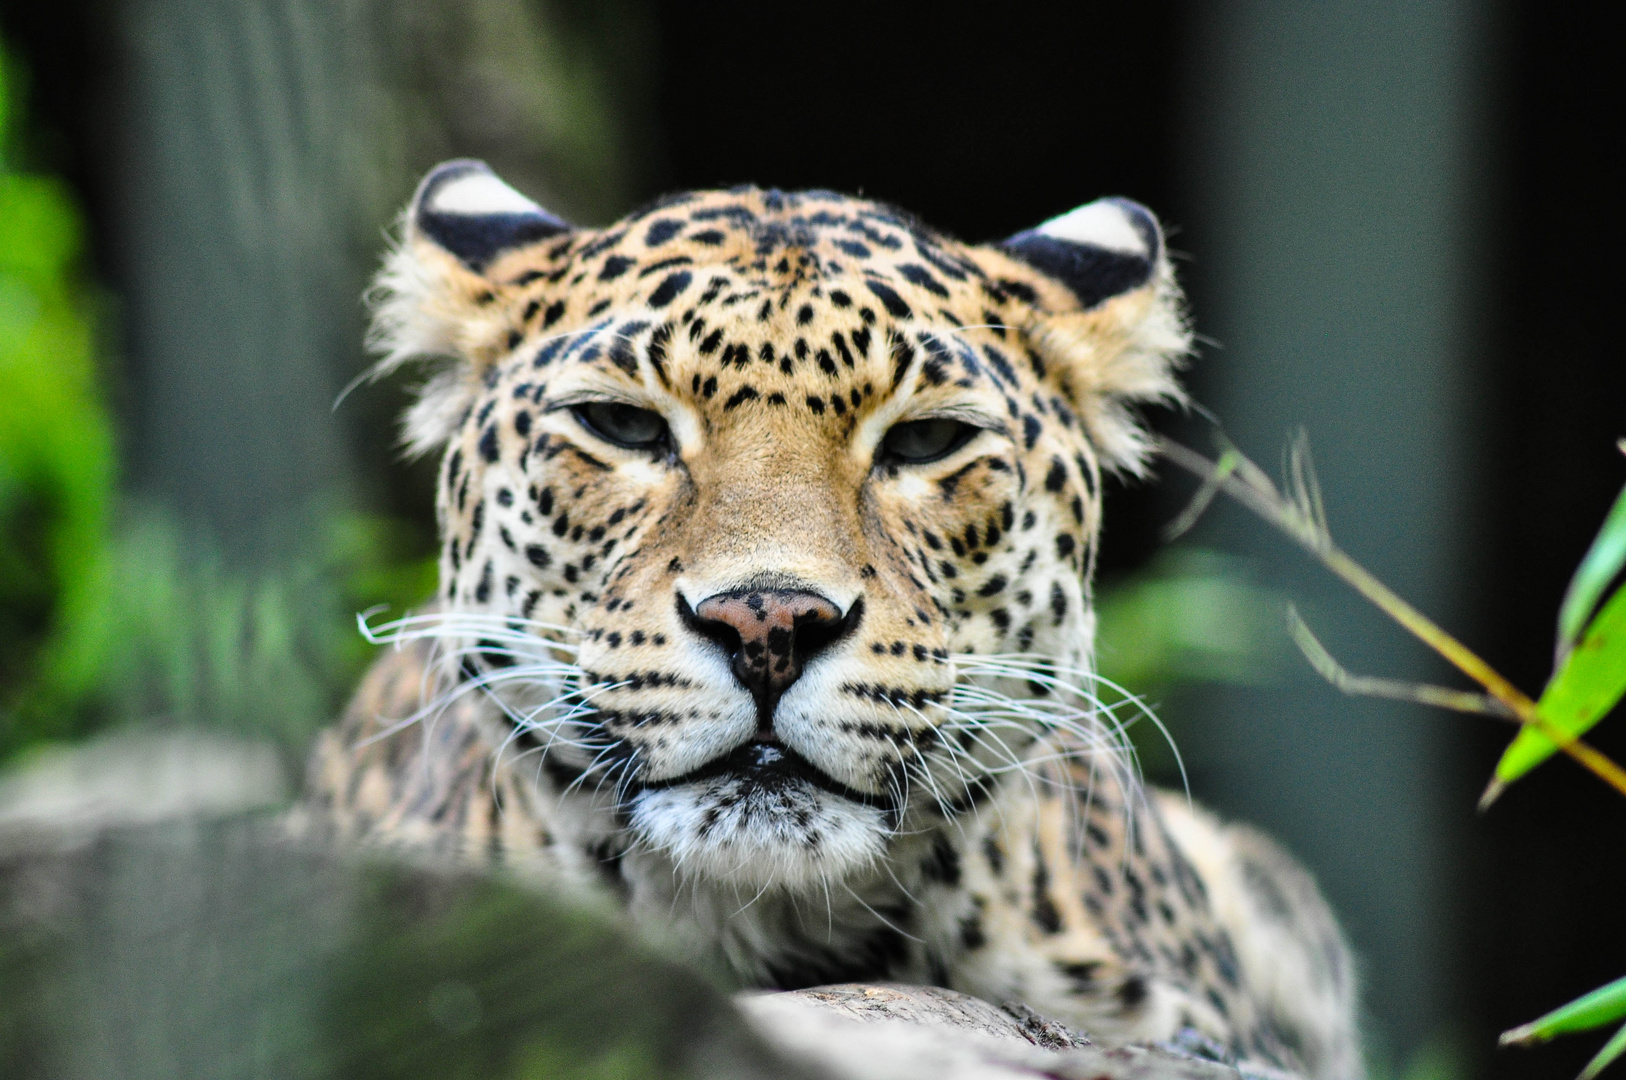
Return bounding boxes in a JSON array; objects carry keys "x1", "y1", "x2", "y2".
[{"x1": 305, "y1": 161, "x2": 1361, "y2": 1079}]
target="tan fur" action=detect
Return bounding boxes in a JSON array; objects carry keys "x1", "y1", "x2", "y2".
[
  {"x1": 305, "y1": 177, "x2": 1360, "y2": 1079},
  {"x1": 1160, "y1": 797, "x2": 1362, "y2": 1079}
]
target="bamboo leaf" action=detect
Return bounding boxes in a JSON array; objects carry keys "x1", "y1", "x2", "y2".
[
  {"x1": 1496, "y1": 584, "x2": 1626, "y2": 786},
  {"x1": 1581, "y1": 1022, "x2": 1626, "y2": 1080},
  {"x1": 1500, "y1": 975, "x2": 1626, "y2": 1047},
  {"x1": 1558, "y1": 479, "x2": 1626, "y2": 664}
]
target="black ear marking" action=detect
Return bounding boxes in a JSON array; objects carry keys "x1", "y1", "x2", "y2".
[
  {"x1": 412, "y1": 159, "x2": 572, "y2": 273},
  {"x1": 999, "y1": 197, "x2": 1163, "y2": 309}
]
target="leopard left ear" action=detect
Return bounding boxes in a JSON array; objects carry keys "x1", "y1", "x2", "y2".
[
  {"x1": 1000, "y1": 198, "x2": 1189, "y2": 475},
  {"x1": 999, "y1": 197, "x2": 1161, "y2": 310}
]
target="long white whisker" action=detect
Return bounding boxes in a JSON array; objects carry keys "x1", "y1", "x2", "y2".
[{"x1": 840, "y1": 880, "x2": 923, "y2": 944}]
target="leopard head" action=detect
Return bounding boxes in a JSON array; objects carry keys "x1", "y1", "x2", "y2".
[{"x1": 370, "y1": 161, "x2": 1188, "y2": 891}]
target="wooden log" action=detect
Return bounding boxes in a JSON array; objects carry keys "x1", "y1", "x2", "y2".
[
  {"x1": 1, "y1": 733, "x2": 1294, "y2": 1080},
  {"x1": 742, "y1": 983, "x2": 1291, "y2": 1080}
]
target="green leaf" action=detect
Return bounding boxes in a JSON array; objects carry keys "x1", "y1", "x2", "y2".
[
  {"x1": 1558, "y1": 479, "x2": 1626, "y2": 663},
  {"x1": 1582, "y1": 1022, "x2": 1626, "y2": 1080},
  {"x1": 1501, "y1": 975, "x2": 1626, "y2": 1046},
  {"x1": 1495, "y1": 583, "x2": 1626, "y2": 785}
]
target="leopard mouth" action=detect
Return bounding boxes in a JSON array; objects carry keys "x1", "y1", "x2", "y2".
[
  {"x1": 621, "y1": 737, "x2": 900, "y2": 888},
  {"x1": 631, "y1": 739, "x2": 896, "y2": 819}
]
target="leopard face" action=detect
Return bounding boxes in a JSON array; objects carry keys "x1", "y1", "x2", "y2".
[{"x1": 371, "y1": 161, "x2": 1188, "y2": 893}]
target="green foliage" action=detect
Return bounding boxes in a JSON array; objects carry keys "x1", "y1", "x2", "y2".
[
  {"x1": 1094, "y1": 547, "x2": 1278, "y2": 692},
  {"x1": 0, "y1": 40, "x2": 436, "y2": 764},
  {"x1": 1363, "y1": 1037, "x2": 1469, "y2": 1080},
  {"x1": 1501, "y1": 976, "x2": 1626, "y2": 1080},
  {"x1": 57, "y1": 509, "x2": 433, "y2": 755},
  {"x1": 1092, "y1": 548, "x2": 1279, "y2": 781},
  {"x1": 1494, "y1": 476, "x2": 1626, "y2": 787},
  {"x1": 0, "y1": 44, "x2": 117, "y2": 746},
  {"x1": 1588, "y1": 1028, "x2": 1626, "y2": 1080},
  {"x1": 1558, "y1": 469, "x2": 1626, "y2": 662},
  {"x1": 1165, "y1": 434, "x2": 1626, "y2": 1075},
  {"x1": 1502, "y1": 975, "x2": 1626, "y2": 1044},
  {"x1": 4, "y1": 499, "x2": 436, "y2": 764}
]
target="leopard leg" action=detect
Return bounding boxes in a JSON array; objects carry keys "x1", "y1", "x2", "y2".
[
  {"x1": 300, "y1": 636, "x2": 565, "y2": 873},
  {"x1": 1159, "y1": 794, "x2": 1362, "y2": 1080}
]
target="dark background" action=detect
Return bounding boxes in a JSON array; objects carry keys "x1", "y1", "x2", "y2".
[{"x1": 1, "y1": 1, "x2": 1621, "y2": 1075}]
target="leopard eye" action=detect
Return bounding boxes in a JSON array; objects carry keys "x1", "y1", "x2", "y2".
[
  {"x1": 878, "y1": 418, "x2": 980, "y2": 465},
  {"x1": 572, "y1": 402, "x2": 669, "y2": 450}
]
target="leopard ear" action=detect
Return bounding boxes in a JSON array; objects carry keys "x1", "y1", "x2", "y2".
[
  {"x1": 1000, "y1": 198, "x2": 1189, "y2": 476},
  {"x1": 1000, "y1": 197, "x2": 1162, "y2": 310},
  {"x1": 409, "y1": 159, "x2": 572, "y2": 272},
  {"x1": 367, "y1": 160, "x2": 574, "y2": 457}
]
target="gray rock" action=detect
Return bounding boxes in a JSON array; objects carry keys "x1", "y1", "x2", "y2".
[{"x1": 0, "y1": 734, "x2": 1296, "y2": 1080}]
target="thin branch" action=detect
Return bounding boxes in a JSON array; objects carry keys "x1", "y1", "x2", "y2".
[
  {"x1": 1159, "y1": 436, "x2": 1626, "y2": 803},
  {"x1": 1288, "y1": 605, "x2": 1515, "y2": 719},
  {"x1": 1162, "y1": 445, "x2": 1240, "y2": 542}
]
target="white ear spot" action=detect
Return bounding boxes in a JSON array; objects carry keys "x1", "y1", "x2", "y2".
[
  {"x1": 1001, "y1": 197, "x2": 1163, "y2": 310},
  {"x1": 1036, "y1": 198, "x2": 1153, "y2": 258},
  {"x1": 425, "y1": 169, "x2": 544, "y2": 217},
  {"x1": 409, "y1": 159, "x2": 571, "y2": 272},
  {"x1": 1000, "y1": 195, "x2": 1186, "y2": 474}
]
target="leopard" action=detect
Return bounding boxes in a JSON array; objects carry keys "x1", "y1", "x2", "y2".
[{"x1": 303, "y1": 159, "x2": 1362, "y2": 1079}]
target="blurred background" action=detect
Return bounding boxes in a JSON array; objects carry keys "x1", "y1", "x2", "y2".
[{"x1": 0, "y1": 2, "x2": 1620, "y2": 1077}]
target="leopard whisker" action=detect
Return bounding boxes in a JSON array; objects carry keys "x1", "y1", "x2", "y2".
[
  {"x1": 948, "y1": 721, "x2": 1044, "y2": 809},
  {"x1": 360, "y1": 609, "x2": 581, "y2": 651},
  {"x1": 565, "y1": 752, "x2": 631, "y2": 805},
  {"x1": 952, "y1": 662, "x2": 1191, "y2": 801},
  {"x1": 839, "y1": 879, "x2": 924, "y2": 944},
  {"x1": 891, "y1": 700, "x2": 1003, "y2": 835},
  {"x1": 900, "y1": 709, "x2": 978, "y2": 819},
  {"x1": 731, "y1": 876, "x2": 778, "y2": 918},
  {"x1": 932, "y1": 700, "x2": 1145, "y2": 832},
  {"x1": 879, "y1": 846, "x2": 927, "y2": 909},
  {"x1": 349, "y1": 648, "x2": 579, "y2": 751},
  {"x1": 945, "y1": 672, "x2": 1176, "y2": 787}
]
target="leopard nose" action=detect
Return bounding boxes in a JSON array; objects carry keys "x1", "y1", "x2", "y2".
[{"x1": 682, "y1": 589, "x2": 861, "y2": 724}]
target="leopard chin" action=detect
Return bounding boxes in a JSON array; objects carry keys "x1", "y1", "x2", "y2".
[{"x1": 623, "y1": 741, "x2": 893, "y2": 891}]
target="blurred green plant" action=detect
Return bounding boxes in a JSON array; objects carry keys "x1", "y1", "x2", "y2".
[
  {"x1": 1163, "y1": 432, "x2": 1626, "y2": 1078},
  {"x1": 1095, "y1": 547, "x2": 1279, "y2": 692},
  {"x1": 0, "y1": 42, "x2": 116, "y2": 749},
  {"x1": 58, "y1": 508, "x2": 434, "y2": 756},
  {"x1": 4, "y1": 496, "x2": 437, "y2": 767},
  {"x1": 1093, "y1": 546, "x2": 1281, "y2": 781},
  {"x1": 0, "y1": 42, "x2": 436, "y2": 766},
  {"x1": 1363, "y1": 1036, "x2": 1469, "y2": 1080}
]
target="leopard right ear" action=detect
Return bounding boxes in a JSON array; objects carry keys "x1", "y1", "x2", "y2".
[
  {"x1": 368, "y1": 161, "x2": 574, "y2": 456},
  {"x1": 995, "y1": 198, "x2": 1189, "y2": 477}
]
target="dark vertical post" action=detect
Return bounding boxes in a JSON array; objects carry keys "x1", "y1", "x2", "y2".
[
  {"x1": 1176, "y1": 1, "x2": 1495, "y2": 1061},
  {"x1": 110, "y1": 0, "x2": 362, "y2": 560}
]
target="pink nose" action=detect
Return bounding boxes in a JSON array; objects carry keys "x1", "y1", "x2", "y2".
[{"x1": 688, "y1": 590, "x2": 851, "y2": 719}]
